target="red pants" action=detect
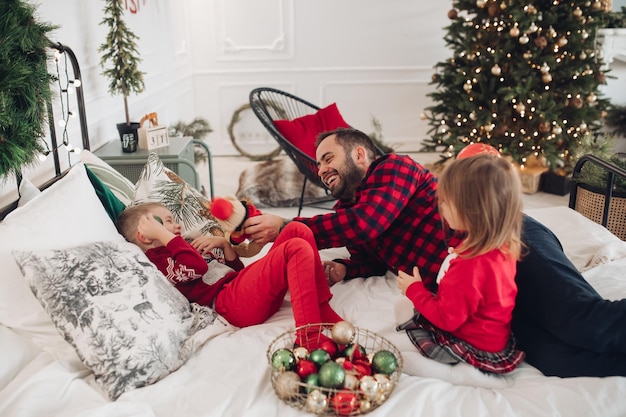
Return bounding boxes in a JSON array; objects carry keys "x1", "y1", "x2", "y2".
[{"x1": 214, "y1": 222, "x2": 341, "y2": 328}]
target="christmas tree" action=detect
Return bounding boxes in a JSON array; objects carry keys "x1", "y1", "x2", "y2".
[{"x1": 420, "y1": 0, "x2": 612, "y2": 172}]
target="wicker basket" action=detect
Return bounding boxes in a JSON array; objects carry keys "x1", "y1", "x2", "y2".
[
  {"x1": 574, "y1": 185, "x2": 626, "y2": 240},
  {"x1": 267, "y1": 323, "x2": 403, "y2": 416}
]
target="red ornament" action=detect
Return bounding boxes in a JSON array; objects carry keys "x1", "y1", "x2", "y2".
[
  {"x1": 457, "y1": 143, "x2": 500, "y2": 159},
  {"x1": 318, "y1": 338, "x2": 339, "y2": 358},
  {"x1": 296, "y1": 359, "x2": 317, "y2": 379},
  {"x1": 353, "y1": 359, "x2": 372, "y2": 377},
  {"x1": 331, "y1": 391, "x2": 359, "y2": 416}
]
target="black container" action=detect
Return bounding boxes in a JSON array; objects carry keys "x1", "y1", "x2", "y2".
[
  {"x1": 541, "y1": 171, "x2": 572, "y2": 196},
  {"x1": 116, "y1": 122, "x2": 140, "y2": 153}
]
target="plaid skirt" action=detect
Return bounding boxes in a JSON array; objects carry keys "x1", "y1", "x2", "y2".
[{"x1": 397, "y1": 313, "x2": 525, "y2": 374}]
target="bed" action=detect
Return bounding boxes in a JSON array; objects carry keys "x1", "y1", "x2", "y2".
[{"x1": 1, "y1": 44, "x2": 626, "y2": 417}]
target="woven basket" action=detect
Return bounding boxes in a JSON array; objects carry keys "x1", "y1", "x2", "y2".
[
  {"x1": 267, "y1": 323, "x2": 403, "y2": 416},
  {"x1": 574, "y1": 185, "x2": 626, "y2": 240}
]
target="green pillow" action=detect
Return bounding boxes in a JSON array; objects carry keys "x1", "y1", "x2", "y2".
[{"x1": 85, "y1": 165, "x2": 126, "y2": 221}]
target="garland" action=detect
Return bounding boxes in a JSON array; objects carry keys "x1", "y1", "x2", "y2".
[{"x1": 0, "y1": 0, "x2": 56, "y2": 179}]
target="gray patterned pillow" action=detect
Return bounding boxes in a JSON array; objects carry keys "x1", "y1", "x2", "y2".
[{"x1": 12, "y1": 240, "x2": 233, "y2": 400}]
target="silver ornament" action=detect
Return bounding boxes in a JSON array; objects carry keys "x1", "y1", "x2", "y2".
[
  {"x1": 293, "y1": 346, "x2": 309, "y2": 361},
  {"x1": 343, "y1": 373, "x2": 359, "y2": 390},
  {"x1": 359, "y1": 375, "x2": 380, "y2": 400},
  {"x1": 274, "y1": 371, "x2": 301, "y2": 399},
  {"x1": 306, "y1": 389, "x2": 328, "y2": 414}
]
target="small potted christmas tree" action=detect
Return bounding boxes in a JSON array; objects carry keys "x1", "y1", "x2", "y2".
[{"x1": 98, "y1": 0, "x2": 145, "y2": 152}]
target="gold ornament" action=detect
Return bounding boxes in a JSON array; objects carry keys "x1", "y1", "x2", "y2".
[
  {"x1": 542, "y1": 73, "x2": 552, "y2": 83},
  {"x1": 275, "y1": 371, "x2": 301, "y2": 399},
  {"x1": 573, "y1": 7, "x2": 583, "y2": 17},
  {"x1": 586, "y1": 93, "x2": 597, "y2": 103},
  {"x1": 491, "y1": 64, "x2": 502, "y2": 76},
  {"x1": 557, "y1": 37, "x2": 568, "y2": 47},
  {"x1": 519, "y1": 34, "x2": 529, "y2": 44},
  {"x1": 359, "y1": 375, "x2": 380, "y2": 400},
  {"x1": 331, "y1": 321, "x2": 356, "y2": 345},
  {"x1": 510, "y1": 26, "x2": 520, "y2": 37}
]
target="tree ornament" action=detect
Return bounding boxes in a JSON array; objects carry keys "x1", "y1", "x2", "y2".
[
  {"x1": 296, "y1": 359, "x2": 318, "y2": 379},
  {"x1": 271, "y1": 348, "x2": 296, "y2": 371},
  {"x1": 331, "y1": 321, "x2": 356, "y2": 345},
  {"x1": 573, "y1": 7, "x2": 583, "y2": 17},
  {"x1": 476, "y1": 0, "x2": 487, "y2": 8},
  {"x1": 318, "y1": 338, "x2": 339, "y2": 358},
  {"x1": 528, "y1": 22, "x2": 539, "y2": 33},
  {"x1": 509, "y1": 26, "x2": 520, "y2": 37},
  {"x1": 371, "y1": 350, "x2": 399, "y2": 375},
  {"x1": 570, "y1": 97, "x2": 584, "y2": 108},
  {"x1": 553, "y1": 126, "x2": 563, "y2": 134},
  {"x1": 374, "y1": 373, "x2": 393, "y2": 394},
  {"x1": 306, "y1": 389, "x2": 328, "y2": 414},
  {"x1": 274, "y1": 371, "x2": 301, "y2": 399},
  {"x1": 303, "y1": 373, "x2": 321, "y2": 393},
  {"x1": 540, "y1": 63, "x2": 550, "y2": 73},
  {"x1": 359, "y1": 375, "x2": 380, "y2": 400},
  {"x1": 519, "y1": 34, "x2": 530, "y2": 44},
  {"x1": 542, "y1": 73, "x2": 553, "y2": 83},
  {"x1": 488, "y1": 3, "x2": 500, "y2": 17},
  {"x1": 331, "y1": 391, "x2": 359, "y2": 416},
  {"x1": 586, "y1": 93, "x2": 597, "y2": 103},
  {"x1": 448, "y1": 8, "x2": 458, "y2": 19},
  {"x1": 293, "y1": 346, "x2": 309, "y2": 361},
  {"x1": 343, "y1": 343, "x2": 368, "y2": 361},
  {"x1": 309, "y1": 349, "x2": 331, "y2": 368},
  {"x1": 491, "y1": 64, "x2": 502, "y2": 76},
  {"x1": 318, "y1": 361, "x2": 346, "y2": 388},
  {"x1": 557, "y1": 37, "x2": 568, "y2": 47},
  {"x1": 360, "y1": 399, "x2": 372, "y2": 413},
  {"x1": 463, "y1": 82, "x2": 473, "y2": 92},
  {"x1": 343, "y1": 373, "x2": 359, "y2": 390}
]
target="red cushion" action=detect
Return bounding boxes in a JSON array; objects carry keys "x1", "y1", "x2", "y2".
[{"x1": 273, "y1": 103, "x2": 350, "y2": 159}]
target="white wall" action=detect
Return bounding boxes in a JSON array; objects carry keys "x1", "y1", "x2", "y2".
[{"x1": 21, "y1": 0, "x2": 626, "y2": 158}]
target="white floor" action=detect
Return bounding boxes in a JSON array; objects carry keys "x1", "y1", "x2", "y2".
[{"x1": 200, "y1": 153, "x2": 570, "y2": 217}]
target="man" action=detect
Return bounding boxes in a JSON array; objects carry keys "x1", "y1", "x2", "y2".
[{"x1": 244, "y1": 127, "x2": 626, "y2": 377}]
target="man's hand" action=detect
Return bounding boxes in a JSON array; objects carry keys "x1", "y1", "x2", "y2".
[
  {"x1": 241, "y1": 213, "x2": 285, "y2": 244},
  {"x1": 323, "y1": 260, "x2": 346, "y2": 287},
  {"x1": 397, "y1": 266, "x2": 422, "y2": 295}
]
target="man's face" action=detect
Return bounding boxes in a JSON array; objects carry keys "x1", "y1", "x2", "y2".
[{"x1": 316, "y1": 135, "x2": 365, "y2": 200}]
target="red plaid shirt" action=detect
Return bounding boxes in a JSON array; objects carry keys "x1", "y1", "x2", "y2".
[{"x1": 297, "y1": 154, "x2": 460, "y2": 289}]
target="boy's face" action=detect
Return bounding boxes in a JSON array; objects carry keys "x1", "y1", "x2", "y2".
[{"x1": 150, "y1": 206, "x2": 181, "y2": 236}]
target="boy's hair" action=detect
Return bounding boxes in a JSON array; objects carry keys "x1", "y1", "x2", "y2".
[
  {"x1": 315, "y1": 128, "x2": 379, "y2": 161},
  {"x1": 115, "y1": 202, "x2": 166, "y2": 244},
  {"x1": 437, "y1": 154, "x2": 523, "y2": 260}
]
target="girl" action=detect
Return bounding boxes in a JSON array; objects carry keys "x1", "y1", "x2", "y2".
[
  {"x1": 116, "y1": 202, "x2": 343, "y2": 350},
  {"x1": 396, "y1": 153, "x2": 525, "y2": 373}
]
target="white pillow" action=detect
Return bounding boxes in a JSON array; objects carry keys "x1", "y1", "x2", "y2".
[
  {"x1": 0, "y1": 164, "x2": 124, "y2": 360},
  {"x1": 17, "y1": 177, "x2": 41, "y2": 207},
  {"x1": 133, "y1": 152, "x2": 223, "y2": 239},
  {"x1": 81, "y1": 150, "x2": 135, "y2": 206},
  {"x1": 12, "y1": 240, "x2": 233, "y2": 400}
]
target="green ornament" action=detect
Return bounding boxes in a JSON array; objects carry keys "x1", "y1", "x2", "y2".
[
  {"x1": 309, "y1": 348, "x2": 331, "y2": 368},
  {"x1": 303, "y1": 373, "x2": 320, "y2": 394},
  {"x1": 318, "y1": 361, "x2": 346, "y2": 389},
  {"x1": 271, "y1": 348, "x2": 295, "y2": 371},
  {"x1": 371, "y1": 350, "x2": 398, "y2": 375}
]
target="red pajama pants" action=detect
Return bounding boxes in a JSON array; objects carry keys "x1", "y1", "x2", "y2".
[{"x1": 214, "y1": 222, "x2": 340, "y2": 328}]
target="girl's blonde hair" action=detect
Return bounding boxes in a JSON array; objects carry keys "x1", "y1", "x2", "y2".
[{"x1": 437, "y1": 154, "x2": 523, "y2": 260}]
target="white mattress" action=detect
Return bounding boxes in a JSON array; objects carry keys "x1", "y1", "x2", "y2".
[{"x1": 1, "y1": 206, "x2": 626, "y2": 417}]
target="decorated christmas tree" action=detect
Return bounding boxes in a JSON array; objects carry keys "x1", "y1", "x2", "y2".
[{"x1": 420, "y1": 0, "x2": 612, "y2": 173}]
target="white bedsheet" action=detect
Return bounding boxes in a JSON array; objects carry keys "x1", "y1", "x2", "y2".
[{"x1": 2, "y1": 207, "x2": 626, "y2": 417}]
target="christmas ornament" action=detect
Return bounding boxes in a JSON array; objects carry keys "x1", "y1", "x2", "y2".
[
  {"x1": 208, "y1": 195, "x2": 265, "y2": 257},
  {"x1": 534, "y1": 36, "x2": 547, "y2": 48},
  {"x1": 318, "y1": 338, "x2": 339, "y2": 358},
  {"x1": 303, "y1": 373, "x2": 321, "y2": 393},
  {"x1": 331, "y1": 391, "x2": 359, "y2": 416},
  {"x1": 331, "y1": 321, "x2": 356, "y2": 345},
  {"x1": 293, "y1": 346, "x2": 309, "y2": 361},
  {"x1": 353, "y1": 359, "x2": 372, "y2": 377},
  {"x1": 448, "y1": 8, "x2": 458, "y2": 20},
  {"x1": 371, "y1": 350, "x2": 399, "y2": 375},
  {"x1": 343, "y1": 373, "x2": 359, "y2": 390},
  {"x1": 296, "y1": 359, "x2": 318, "y2": 379},
  {"x1": 374, "y1": 373, "x2": 393, "y2": 394},
  {"x1": 542, "y1": 73, "x2": 552, "y2": 83},
  {"x1": 309, "y1": 349, "x2": 331, "y2": 368},
  {"x1": 491, "y1": 64, "x2": 502, "y2": 76},
  {"x1": 318, "y1": 361, "x2": 346, "y2": 389},
  {"x1": 271, "y1": 348, "x2": 295, "y2": 371},
  {"x1": 274, "y1": 371, "x2": 301, "y2": 399},
  {"x1": 306, "y1": 389, "x2": 328, "y2": 414},
  {"x1": 519, "y1": 34, "x2": 529, "y2": 44},
  {"x1": 343, "y1": 343, "x2": 367, "y2": 361},
  {"x1": 359, "y1": 375, "x2": 380, "y2": 400},
  {"x1": 509, "y1": 26, "x2": 520, "y2": 37},
  {"x1": 360, "y1": 399, "x2": 372, "y2": 413}
]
